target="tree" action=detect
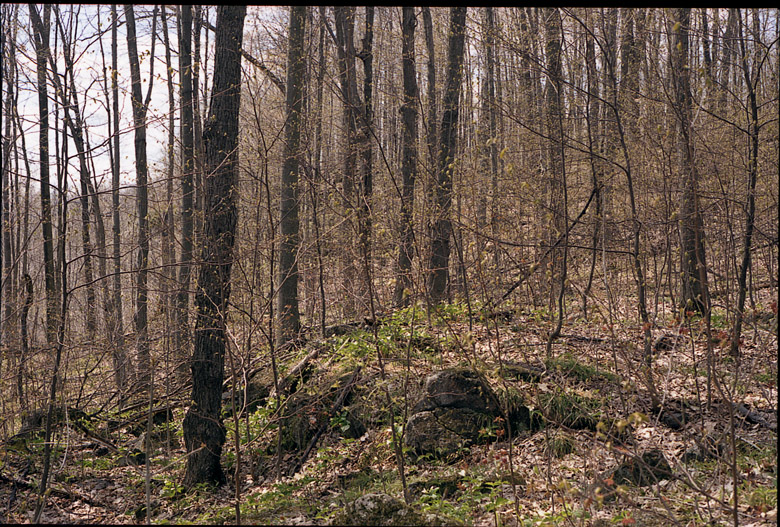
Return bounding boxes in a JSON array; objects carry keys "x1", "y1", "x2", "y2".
[
  {"x1": 427, "y1": 6, "x2": 467, "y2": 302},
  {"x1": 125, "y1": 4, "x2": 158, "y2": 389},
  {"x1": 393, "y1": 6, "x2": 419, "y2": 307},
  {"x1": 176, "y1": 5, "x2": 196, "y2": 374},
  {"x1": 28, "y1": 4, "x2": 59, "y2": 348},
  {"x1": 730, "y1": 8, "x2": 762, "y2": 356},
  {"x1": 276, "y1": 6, "x2": 306, "y2": 348},
  {"x1": 542, "y1": 7, "x2": 568, "y2": 347},
  {"x1": 109, "y1": 3, "x2": 130, "y2": 392},
  {"x1": 182, "y1": 4, "x2": 246, "y2": 488},
  {"x1": 671, "y1": 8, "x2": 708, "y2": 315},
  {"x1": 332, "y1": 6, "x2": 361, "y2": 317}
]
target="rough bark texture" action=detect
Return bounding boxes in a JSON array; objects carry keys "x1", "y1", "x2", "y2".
[
  {"x1": 28, "y1": 4, "x2": 59, "y2": 347},
  {"x1": 332, "y1": 6, "x2": 360, "y2": 318},
  {"x1": 672, "y1": 8, "x2": 708, "y2": 314},
  {"x1": 427, "y1": 7, "x2": 467, "y2": 302},
  {"x1": 182, "y1": 5, "x2": 246, "y2": 488},
  {"x1": 176, "y1": 5, "x2": 195, "y2": 373},
  {"x1": 393, "y1": 6, "x2": 419, "y2": 307},
  {"x1": 276, "y1": 6, "x2": 306, "y2": 347},
  {"x1": 124, "y1": 5, "x2": 154, "y2": 387}
]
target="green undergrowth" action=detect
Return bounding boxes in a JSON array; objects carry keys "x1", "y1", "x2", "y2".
[{"x1": 545, "y1": 352, "x2": 618, "y2": 383}]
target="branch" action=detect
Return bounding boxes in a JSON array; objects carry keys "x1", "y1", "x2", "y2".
[{"x1": 203, "y1": 19, "x2": 285, "y2": 95}]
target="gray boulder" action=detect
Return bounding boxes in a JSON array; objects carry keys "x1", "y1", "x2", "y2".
[
  {"x1": 405, "y1": 368, "x2": 507, "y2": 459},
  {"x1": 333, "y1": 492, "x2": 449, "y2": 526}
]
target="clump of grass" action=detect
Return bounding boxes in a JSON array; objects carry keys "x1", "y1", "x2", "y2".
[
  {"x1": 545, "y1": 353, "x2": 617, "y2": 383},
  {"x1": 538, "y1": 390, "x2": 602, "y2": 430},
  {"x1": 546, "y1": 432, "x2": 577, "y2": 458}
]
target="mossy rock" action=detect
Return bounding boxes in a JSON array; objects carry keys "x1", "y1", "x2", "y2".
[
  {"x1": 610, "y1": 449, "x2": 673, "y2": 487},
  {"x1": 413, "y1": 368, "x2": 501, "y2": 415},
  {"x1": 405, "y1": 368, "x2": 533, "y2": 459},
  {"x1": 498, "y1": 362, "x2": 544, "y2": 382},
  {"x1": 333, "y1": 492, "x2": 451, "y2": 526},
  {"x1": 404, "y1": 410, "x2": 473, "y2": 459},
  {"x1": 408, "y1": 475, "x2": 461, "y2": 500},
  {"x1": 280, "y1": 368, "x2": 365, "y2": 451},
  {"x1": 224, "y1": 372, "x2": 273, "y2": 416}
]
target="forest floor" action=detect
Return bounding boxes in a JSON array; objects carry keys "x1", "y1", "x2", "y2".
[{"x1": 1, "y1": 290, "x2": 777, "y2": 525}]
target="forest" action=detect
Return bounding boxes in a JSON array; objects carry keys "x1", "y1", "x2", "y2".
[{"x1": 0, "y1": 5, "x2": 777, "y2": 525}]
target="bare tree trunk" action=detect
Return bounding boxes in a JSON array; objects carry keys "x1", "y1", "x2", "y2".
[
  {"x1": 730, "y1": 9, "x2": 760, "y2": 357},
  {"x1": 109, "y1": 3, "x2": 129, "y2": 393},
  {"x1": 672, "y1": 8, "x2": 708, "y2": 315},
  {"x1": 182, "y1": 5, "x2": 246, "y2": 488},
  {"x1": 357, "y1": 6, "x2": 374, "y2": 315},
  {"x1": 1, "y1": 7, "x2": 15, "y2": 352},
  {"x1": 276, "y1": 6, "x2": 306, "y2": 347},
  {"x1": 582, "y1": 10, "x2": 603, "y2": 319},
  {"x1": 427, "y1": 7, "x2": 467, "y2": 303},
  {"x1": 542, "y1": 7, "x2": 568, "y2": 350},
  {"x1": 393, "y1": 6, "x2": 419, "y2": 307},
  {"x1": 331, "y1": 6, "x2": 361, "y2": 318},
  {"x1": 176, "y1": 5, "x2": 196, "y2": 376},
  {"x1": 125, "y1": 4, "x2": 158, "y2": 390},
  {"x1": 421, "y1": 6, "x2": 437, "y2": 291},
  {"x1": 161, "y1": 5, "x2": 178, "y2": 393},
  {"x1": 28, "y1": 4, "x2": 59, "y2": 348}
]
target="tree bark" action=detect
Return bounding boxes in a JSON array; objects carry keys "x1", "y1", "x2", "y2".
[
  {"x1": 730, "y1": 9, "x2": 760, "y2": 356},
  {"x1": 427, "y1": 7, "x2": 467, "y2": 303},
  {"x1": 672, "y1": 8, "x2": 708, "y2": 315},
  {"x1": 109, "y1": 4, "x2": 130, "y2": 393},
  {"x1": 125, "y1": 4, "x2": 157, "y2": 389},
  {"x1": 176, "y1": 5, "x2": 196, "y2": 375},
  {"x1": 393, "y1": 6, "x2": 419, "y2": 307},
  {"x1": 276, "y1": 6, "x2": 306, "y2": 347},
  {"x1": 28, "y1": 4, "x2": 59, "y2": 348},
  {"x1": 182, "y1": 5, "x2": 246, "y2": 488}
]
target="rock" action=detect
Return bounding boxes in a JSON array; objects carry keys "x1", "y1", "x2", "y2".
[
  {"x1": 682, "y1": 435, "x2": 725, "y2": 463},
  {"x1": 498, "y1": 362, "x2": 544, "y2": 382},
  {"x1": 610, "y1": 449, "x2": 673, "y2": 487},
  {"x1": 405, "y1": 368, "x2": 522, "y2": 459},
  {"x1": 408, "y1": 475, "x2": 461, "y2": 500},
  {"x1": 413, "y1": 368, "x2": 500, "y2": 415},
  {"x1": 404, "y1": 410, "x2": 474, "y2": 458},
  {"x1": 280, "y1": 368, "x2": 364, "y2": 451},
  {"x1": 333, "y1": 492, "x2": 450, "y2": 526},
  {"x1": 659, "y1": 410, "x2": 687, "y2": 430},
  {"x1": 224, "y1": 373, "x2": 272, "y2": 415}
]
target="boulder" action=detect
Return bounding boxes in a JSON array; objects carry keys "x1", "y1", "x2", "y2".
[
  {"x1": 412, "y1": 368, "x2": 500, "y2": 415},
  {"x1": 280, "y1": 368, "x2": 365, "y2": 452},
  {"x1": 611, "y1": 449, "x2": 673, "y2": 486},
  {"x1": 333, "y1": 492, "x2": 449, "y2": 526},
  {"x1": 405, "y1": 368, "x2": 515, "y2": 459}
]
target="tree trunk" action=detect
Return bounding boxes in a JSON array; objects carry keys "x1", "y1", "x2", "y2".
[
  {"x1": 161, "y1": 5, "x2": 178, "y2": 385},
  {"x1": 427, "y1": 7, "x2": 467, "y2": 302},
  {"x1": 182, "y1": 5, "x2": 246, "y2": 488},
  {"x1": 109, "y1": 4, "x2": 130, "y2": 393},
  {"x1": 332, "y1": 6, "x2": 361, "y2": 318},
  {"x1": 672, "y1": 8, "x2": 708, "y2": 315},
  {"x1": 28, "y1": 4, "x2": 59, "y2": 348},
  {"x1": 542, "y1": 7, "x2": 568, "y2": 347},
  {"x1": 176, "y1": 5, "x2": 196, "y2": 375},
  {"x1": 730, "y1": 9, "x2": 760, "y2": 356},
  {"x1": 276, "y1": 6, "x2": 306, "y2": 347},
  {"x1": 125, "y1": 5, "x2": 157, "y2": 389},
  {"x1": 393, "y1": 6, "x2": 419, "y2": 307},
  {"x1": 357, "y1": 6, "x2": 374, "y2": 315}
]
